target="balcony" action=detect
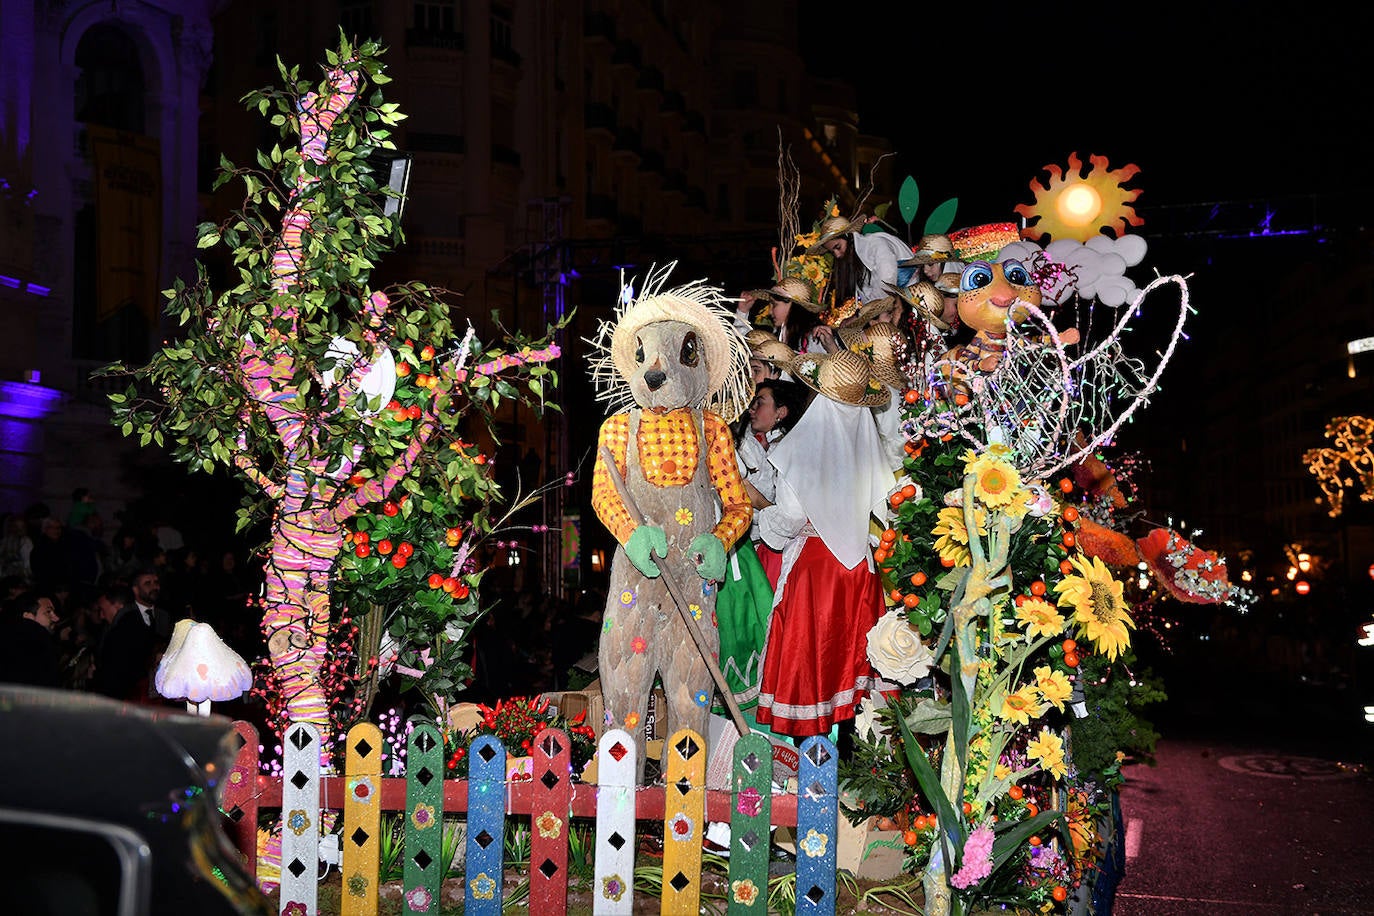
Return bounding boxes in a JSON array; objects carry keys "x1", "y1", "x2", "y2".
[
  {"x1": 584, "y1": 12, "x2": 616, "y2": 43},
  {"x1": 635, "y1": 67, "x2": 665, "y2": 94},
  {"x1": 612, "y1": 127, "x2": 642, "y2": 161},
  {"x1": 637, "y1": 148, "x2": 665, "y2": 175},
  {"x1": 405, "y1": 28, "x2": 464, "y2": 51},
  {"x1": 584, "y1": 102, "x2": 616, "y2": 136}
]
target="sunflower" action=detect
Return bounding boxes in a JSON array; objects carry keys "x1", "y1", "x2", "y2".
[
  {"x1": 1054, "y1": 554, "x2": 1135, "y2": 661},
  {"x1": 998, "y1": 685, "x2": 1047, "y2": 725},
  {"x1": 1014, "y1": 596, "x2": 1066, "y2": 639},
  {"x1": 971, "y1": 458, "x2": 1024, "y2": 509},
  {"x1": 932, "y1": 506, "x2": 988, "y2": 567},
  {"x1": 1027, "y1": 727, "x2": 1067, "y2": 780},
  {"x1": 1033, "y1": 665, "x2": 1073, "y2": 711}
]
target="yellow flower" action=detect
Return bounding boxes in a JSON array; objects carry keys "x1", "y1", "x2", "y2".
[
  {"x1": 962, "y1": 443, "x2": 1013, "y2": 468},
  {"x1": 1054, "y1": 554, "x2": 1135, "y2": 661},
  {"x1": 998, "y1": 685, "x2": 1047, "y2": 725},
  {"x1": 932, "y1": 506, "x2": 987, "y2": 567},
  {"x1": 1034, "y1": 665, "x2": 1073, "y2": 711},
  {"x1": 971, "y1": 458, "x2": 1023, "y2": 509},
  {"x1": 1027, "y1": 728, "x2": 1067, "y2": 780},
  {"x1": 1015, "y1": 596, "x2": 1066, "y2": 639},
  {"x1": 994, "y1": 763, "x2": 1011, "y2": 781},
  {"x1": 675, "y1": 507, "x2": 694, "y2": 526}
]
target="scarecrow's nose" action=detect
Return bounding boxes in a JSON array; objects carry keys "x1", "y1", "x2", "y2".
[{"x1": 644, "y1": 368, "x2": 667, "y2": 390}]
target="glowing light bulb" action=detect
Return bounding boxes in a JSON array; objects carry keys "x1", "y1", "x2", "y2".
[
  {"x1": 1057, "y1": 183, "x2": 1103, "y2": 226},
  {"x1": 1296, "y1": 580, "x2": 1311, "y2": 595}
]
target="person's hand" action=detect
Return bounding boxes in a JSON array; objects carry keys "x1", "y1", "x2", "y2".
[
  {"x1": 812, "y1": 325, "x2": 840, "y2": 354},
  {"x1": 625, "y1": 525, "x2": 668, "y2": 578},
  {"x1": 688, "y1": 532, "x2": 727, "y2": 582}
]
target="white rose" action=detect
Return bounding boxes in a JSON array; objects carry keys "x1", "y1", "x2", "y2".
[{"x1": 866, "y1": 611, "x2": 936, "y2": 685}]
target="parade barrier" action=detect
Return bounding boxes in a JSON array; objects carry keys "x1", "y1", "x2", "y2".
[{"x1": 223, "y1": 720, "x2": 842, "y2": 915}]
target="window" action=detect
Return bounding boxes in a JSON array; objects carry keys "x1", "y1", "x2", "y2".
[
  {"x1": 339, "y1": 0, "x2": 376, "y2": 41},
  {"x1": 413, "y1": 0, "x2": 456, "y2": 33},
  {"x1": 491, "y1": 5, "x2": 513, "y2": 55}
]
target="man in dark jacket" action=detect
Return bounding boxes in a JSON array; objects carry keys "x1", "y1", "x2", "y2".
[
  {"x1": 91, "y1": 584, "x2": 158, "y2": 702},
  {"x1": 0, "y1": 592, "x2": 63, "y2": 687}
]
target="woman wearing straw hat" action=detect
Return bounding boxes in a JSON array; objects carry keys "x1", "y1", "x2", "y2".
[
  {"x1": 808, "y1": 213, "x2": 916, "y2": 314},
  {"x1": 750, "y1": 276, "x2": 835, "y2": 355},
  {"x1": 753, "y1": 347, "x2": 894, "y2": 737}
]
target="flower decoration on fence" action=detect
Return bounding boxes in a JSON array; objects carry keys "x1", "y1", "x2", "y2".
[{"x1": 101, "y1": 36, "x2": 564, "y2": 752}]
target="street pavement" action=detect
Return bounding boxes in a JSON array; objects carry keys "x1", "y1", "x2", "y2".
[{"x1": 1112, "y1": 675, "x2": 1374, "y2": 915}]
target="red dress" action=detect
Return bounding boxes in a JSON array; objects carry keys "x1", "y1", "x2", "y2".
[{"x1": 754, "y1": 535, "x2": 885, "y2": 737}]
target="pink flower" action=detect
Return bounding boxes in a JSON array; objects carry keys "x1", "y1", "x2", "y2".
[
  {"x1": 736, "y1": 787, "x2": 763, "y2": 818},
  {"x1": 950, "y1": 824, "x2": 995, "y2": 889}
]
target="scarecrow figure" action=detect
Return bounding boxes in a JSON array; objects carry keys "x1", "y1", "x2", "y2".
[{"x1": 590, "y1": 265, "x2": 755, "y2": 780}]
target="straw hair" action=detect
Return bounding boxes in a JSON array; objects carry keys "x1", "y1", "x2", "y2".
[
  {"x1": 838, "y1": 322, "x2": 909, "y2": 391},
  {"x1": 588, "y1": 263, "x2": 754, "y2": 421}
]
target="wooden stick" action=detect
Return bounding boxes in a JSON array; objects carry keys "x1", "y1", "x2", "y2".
[{"x1": 599, "y1": 445, "x2": 751, "y2": 738}]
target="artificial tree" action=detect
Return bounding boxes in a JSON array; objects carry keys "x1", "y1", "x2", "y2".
[{"x1": 105, "y1": 37, "x2": 560, "y2": 750}]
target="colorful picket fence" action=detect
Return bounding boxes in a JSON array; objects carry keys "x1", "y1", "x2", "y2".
[{"x1": 222, "y1": 720, "x2": 842, "y2": 915}]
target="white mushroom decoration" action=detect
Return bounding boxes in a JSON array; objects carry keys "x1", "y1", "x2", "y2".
[{"x1": 155, "y1": 619, "x2": 254, "y2": 716}]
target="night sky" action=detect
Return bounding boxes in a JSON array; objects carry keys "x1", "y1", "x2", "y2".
[{"x1": 799, "y1": 10, "x2": 1374, "y2": 224}]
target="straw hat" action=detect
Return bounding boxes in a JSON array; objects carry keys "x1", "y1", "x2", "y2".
[
  {"x1": 747, "y1": 276, "x2": 825, "y2": 315},
  {"x1": 838, "y1": 322, "x2": 909, "y2": 391},
  {"x1": 804, "y1": 213, "x2": 868, "y2": 255},
  {"x1": 592, "y1": 264, "x2": 753, "y2": 421},
  {"x1": 885, "y1": 280, "x2": 951, "y2": 331},
  {"x1": 746, "y1": 329, "x2": 797, "y2": 374},
  {"x1": 786, "y1": 347, "x2": 890, "y2": 408},
  {"x1": 899, "y1": 233, "x2": 956, "y2": 268},
  {"x1": 932, "y1": 266, "x2": 963, "y2": 296},
  {"x1": 829, "y1": 294, "x2": 898, "y2": 330}
]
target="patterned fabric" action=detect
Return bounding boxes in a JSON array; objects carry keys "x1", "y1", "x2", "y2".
[{"x1": 593, "y1": 408, "x2": 751, "y2": 549}]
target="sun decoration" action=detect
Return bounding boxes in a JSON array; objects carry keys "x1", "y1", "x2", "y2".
[
  {"x1": 1015, "y1": 152, "x2": 1143, "y2": 242},
  {"x1": 1054, "y1": 554, "x2": 1135, "y2": 661}
]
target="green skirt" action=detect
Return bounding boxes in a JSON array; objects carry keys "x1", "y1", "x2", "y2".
[{"x1": 714, "y1": 538, "x2": 774, "y2": 711}]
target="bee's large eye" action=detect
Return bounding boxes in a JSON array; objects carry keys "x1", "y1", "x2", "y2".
[
  {"x1": 1002, "y1": 259, "x2": 1031, "y2": 286},
  {"x1": 960, "y1": 262, "x2": 994, "y2": 292},
  {"x1": 680, "y1": 330, "x2": 700, "y2": 367},
  {"x1": 635, "y1": 335, "x2": 645, "y2": 364}
]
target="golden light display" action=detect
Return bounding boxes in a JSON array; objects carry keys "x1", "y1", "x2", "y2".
[
  {"x1": 1015, "y1": 152, "x2": 1144, "y2": 242},
  {"x1": 1303, "y1": 415, "x2": 1374, "y2": 517}
]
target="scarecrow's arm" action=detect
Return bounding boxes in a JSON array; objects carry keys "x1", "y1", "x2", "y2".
[
  {"x1": 592, "y1": 414, "x2": 637, "y2": 544},
  {"x1": 703, "y1": 412, "x2": 752, "y2": 551}
]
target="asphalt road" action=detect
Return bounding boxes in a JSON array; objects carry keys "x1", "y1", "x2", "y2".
[{"x1": 1114, "y1": 684, "x2": 1374, "y2": 915}]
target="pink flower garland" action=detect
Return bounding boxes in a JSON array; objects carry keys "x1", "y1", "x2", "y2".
[{"x1": 949, "y1": 823, "x2": 995, "y2": 889}]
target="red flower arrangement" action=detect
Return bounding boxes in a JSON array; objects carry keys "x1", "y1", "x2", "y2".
[{"x1": 444, "y1": 696, "x2": 596, "y2": 778}]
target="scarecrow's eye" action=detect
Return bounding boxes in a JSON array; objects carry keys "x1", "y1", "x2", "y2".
[
  {"x1": 635, "y1": 336, "x2": 645, "y2": 364},
  {"x1": 679, "y1": 331, "x2": 700, "y2": 367}
]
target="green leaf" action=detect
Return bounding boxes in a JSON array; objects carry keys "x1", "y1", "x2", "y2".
[
  {"x1": 924, "y1": 198, "x2": 959, "y2": 236},
  {"x1": 990, "y1": 810, "x2": 1065, "y2": 874},
  {"x1": 893, "y1": 697, "x2": 964, "y2": 855},
  {"x1": 898, "y1": 176, "x2": 920, "y2": 225},
  {"x1": 950, "y1": 640, "x2": 970, "y2": 772}
]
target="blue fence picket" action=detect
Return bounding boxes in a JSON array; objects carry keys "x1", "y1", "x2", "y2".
[
  {"x1": 795, "y1": 735, "x2": 839, "y2": 916},
  {"x1": 464, "y1": 735, "x2": 507, "y2": 914}
]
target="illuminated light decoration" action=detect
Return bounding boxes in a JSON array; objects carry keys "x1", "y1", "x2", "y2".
[
  {"x1": 1357, "y1": 622, "x2": 1374, "y2": 647},
  {"x1": 1348, "y1": 337, "x2": 1374, "y2": 355},
  {"x1": 1015, "y1": 152, "x2": 1144, "y2": 243},
  {"x1": 1303, "y1": 416, "x2": 1374, "y2": 517},
  {"x1": 1295, "y1": 580, "x2": 1311, "y2": 595}
]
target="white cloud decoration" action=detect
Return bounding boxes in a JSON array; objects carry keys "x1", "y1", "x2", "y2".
[{"x1": 1002, "y1": 234, "x2": 1149, "y2": 307}]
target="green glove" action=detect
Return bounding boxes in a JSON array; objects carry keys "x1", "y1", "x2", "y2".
[
  {"x1": 688, "y1": 532, "x2": 727, "y2": 582},
  {"x1": 625, "y1": 525, "x2": 668, "y2": 578}
]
